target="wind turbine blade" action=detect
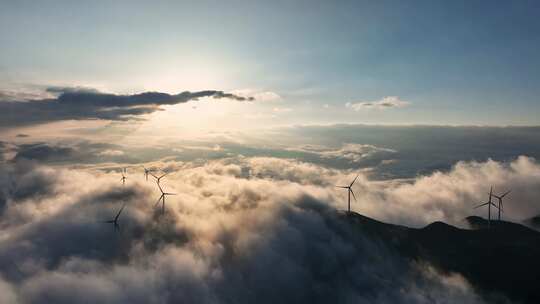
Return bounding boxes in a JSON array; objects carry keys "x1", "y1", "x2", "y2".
[
  {"x1": 159, "y1": 172, "x2": 170, "y2": 179},
  {"x1": 115, "y1": 203, "x2": 126, "y2": 221},
  {"x1": 474, "y1": 202, "x2": 489, "y2": 209},
  {"x1": 490, "y1": 202, "x2": 499, "y2": 209},
  {"x1": 350, "y1": 174, "x2": 360, "y2": 187},
  {"x1": 501, "y1": 190, "x2": 511, "y2": 198},
  {"x1": 154, "y1": 195, "x2": 163, "y2": 207},
  {"x1": 335, "y1": 186, "x2": 348, "y2": 188},
  {"x1": 350, "y1": 189, "x2": 357, "y2": 202}
]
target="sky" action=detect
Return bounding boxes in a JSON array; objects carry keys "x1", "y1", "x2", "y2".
[
  {"x1": 2, "y1": 2, "x2": 540, "y2": 303},
  {"x1": 1, "y1": 0, "x2": 540, "y2": 128}
]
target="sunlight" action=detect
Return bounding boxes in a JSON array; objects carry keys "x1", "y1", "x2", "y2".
[
  {"x1": 122, "y1": 98, "x2": 255, "y2": 145},
  {"x1": 2, "y1": 2, "x2": 540, "y2": 302}
]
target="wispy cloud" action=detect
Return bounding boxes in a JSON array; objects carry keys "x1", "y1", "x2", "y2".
[
  {"x1": 272, "y1": 107, "x2": 292, "y2": 113},
  {"x1": 232, "y1": 89, "x2": 281, "y2": 102},
  {"x1": 0, "y1": 90, "x2": 50, "y2": 102},
  {"x1": 288, "y1": 143, "x2": 396, "y2": 163},
  {"x1": 346, "y1": 96, "x2": 409, "y2": 111}
]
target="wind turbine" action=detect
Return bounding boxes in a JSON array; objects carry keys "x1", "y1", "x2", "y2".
[
  {"x1": 100, "y1": 203, "x2": 126, "y2": 231},
  {"x1": 336, "y1": 174, "x2": 359, "y2": 213},
  {"x1": 492, "y1": 189, "x2": 511, "y2": 221},
  {"x1": 120, "y1": 168, "x2": 127, "y2": 186},
  {"x1": 151, "y1": 172, "x2": 175, "y2": 214},
  {"x1": 474, "y1": 186, "x2": 499, "y2": 229},
  {"x1": 154, "y1": 181, "x2": 176, "y2": 214},
  {"x1": 150, "y1": 172, "x2": 170, "y2": 184},
  {"x1": 141, "y1": 166, "x2": 154, "y2": 181}
]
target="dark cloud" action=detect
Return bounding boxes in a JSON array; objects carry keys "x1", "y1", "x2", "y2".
[
  {"x1": 7, "y1": 161, "x2": 61, "y2": 201},
  {"x1": 14, "y1": 144, "x2": 75, "y2": 162},
  {"x1": 45, "y1": 86, "x2": 100, "y2": 94},
  {"x1": 10, "y1": 141, "x2": 160, "y2": 165},
  {"x1": 0, "y1": 194, "x2": 6, "y2": 217},
  {"x1": 0, "y1": 142, "x2": 7, "y2": 162},
  {"x1": 0, "y1": 88, "x2": 254, "y2": 128}
]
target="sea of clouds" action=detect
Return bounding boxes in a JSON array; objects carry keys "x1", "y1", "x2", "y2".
[{"x1": 1, "y1": 152, "x2": 537, "y2": 303}]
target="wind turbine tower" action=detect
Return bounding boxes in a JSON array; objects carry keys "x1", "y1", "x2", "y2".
[
  {"x1": 121, "y1": 168, "x2": 127, "y2": 186},
  {"x1": 336, "y1": 174, "x2": 359, "y2": 213},
  {"x1": 474, "y1": 186, "x2": 499, "y2": 229},
  {"x1": 493, "y1": 189, "x2": 511, "y2": 221},
  {"x1": 142, "y1": 166, "x2": 153, "y2": 181},
  {"x1": 151, "y1": 172, "x2": 175, "y2": 214},
  {"x1": 101, "y1": 203, "x2": 126, "y2": 231}
]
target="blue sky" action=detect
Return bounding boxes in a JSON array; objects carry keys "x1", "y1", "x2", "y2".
[
  {"x1": 3, "y1": 4, "x2": 540, "y2": 301},
  {"x1": 1, "y1": 0, "x2": 540, "y2": 125}
]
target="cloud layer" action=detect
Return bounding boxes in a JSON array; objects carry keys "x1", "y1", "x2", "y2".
[
  {"x1": 289, "y1": 143, "x2": 396, "y2": 163},
  {"x1": 0, "y1": 88, "x2": 254, "y2": 128},
  {"x1": 1, "y1": 154, "x2": 538, "y2": 302}
]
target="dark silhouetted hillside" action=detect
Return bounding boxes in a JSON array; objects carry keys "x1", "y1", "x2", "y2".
[
  {"x1": 341, "y1": 212, "x2": 540, "y2": 304},
  {"x1": 524, "y1": 214, "x2": 540, "y2": 230}
]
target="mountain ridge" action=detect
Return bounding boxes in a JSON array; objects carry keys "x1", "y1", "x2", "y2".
[{"x1": 339, "y1": 211, "x2": 540, "y2": 304}]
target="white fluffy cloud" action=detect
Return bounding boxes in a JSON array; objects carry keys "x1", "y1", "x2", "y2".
[
  {"x1": 346, "y1": 96, "x2": 409, "y2": 110},
  {"x1": 290, "y1": 143, "x2": 396, "y2": 163},
  {"x1": 1, "y1": 155, "x2": 537, "y2": 303}
]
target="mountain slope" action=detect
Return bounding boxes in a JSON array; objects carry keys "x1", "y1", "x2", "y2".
[
  {"x1": 524, "y1": 214, "x2": 540, "y2": 230},
  {"x1": 341, "y1": 212, "x2": 540, "y2": 304}
]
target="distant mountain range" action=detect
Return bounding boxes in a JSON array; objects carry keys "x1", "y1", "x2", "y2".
[{"x1": 341, "y1": 212, "x2": 540, "y2": 304}]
